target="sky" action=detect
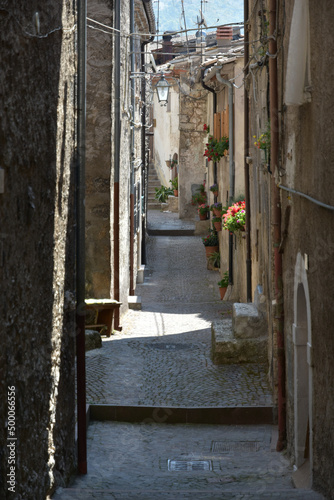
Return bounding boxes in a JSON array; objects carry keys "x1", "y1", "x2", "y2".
[{"x1": 153, "y1": 0, "x2": 244, "y2": 35}]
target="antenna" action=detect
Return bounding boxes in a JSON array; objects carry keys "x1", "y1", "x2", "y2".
[{"x1": 154, "y1": 0, "x2": 160, "y2": 49}]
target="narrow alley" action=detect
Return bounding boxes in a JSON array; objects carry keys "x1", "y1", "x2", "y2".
[{"x1": 52, "y1": 211, "x2": 324, "y2": 500}]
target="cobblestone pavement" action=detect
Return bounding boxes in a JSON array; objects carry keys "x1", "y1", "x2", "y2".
[
  {"x1": 52, "y1": 422, "x2": 325, "y2": 499},
  {"x1": 85, "y1": 220, "x2": 272, "y2": 407},
  {"x1": 53, "y1": 212, "x2": 325, "y2": 499}
]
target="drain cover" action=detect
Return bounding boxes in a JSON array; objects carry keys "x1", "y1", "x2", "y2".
[
  {"x1": 211, "y1": 441, "x2": 260, "y2": 453},
  {"x1": 168, "y1": 460, "x2": 212, "y2": 471}
]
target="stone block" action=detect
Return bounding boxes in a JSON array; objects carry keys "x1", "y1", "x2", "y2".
[
  {"x1": 194, "y1": 220, "x2": 210, "y2": 235},
  {"x1": 128, "y1": 295, "x2": 142, "y2": 310},
  {"x1": 211, "y1": 319, "x2": 267, "y2": 364},
  {"x1": 137, "y1": 265, "x2": 145, "y2": 284},
  {"x1": 165, "y1": 196, "x2": 178, "y2": 213},
  {"x1": 254, "y1": 284, "x2": 267, "y2": 315},
  {"x1": 85, "y1": 329, "x2": 102, "y2": 351},
  {"x1": 233, "y1": 302, "x2": 267, "y2": 339}
]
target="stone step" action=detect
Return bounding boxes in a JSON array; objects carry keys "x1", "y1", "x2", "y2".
[
  {"x1": 148, "y1": 202, "x2": 162, "y2": 210},
  {"x1": 211, "y1": 319, "x2": 267, "y2": 364},
  {"x1": 233, "y1": 302, "x2": 267, "y2": 339}
]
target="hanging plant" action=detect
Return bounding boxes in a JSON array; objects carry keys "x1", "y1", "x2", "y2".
[
  {"x1": 222, "y1": 200, "x2": 246, "y2": 233},
  {"x1": 203, "y1": 124, "x2": 229, "y2": 162}
]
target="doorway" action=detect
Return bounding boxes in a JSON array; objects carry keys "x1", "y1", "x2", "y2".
[{"x1": 293, "y1": 253, "x2": 313, "y2": 483}]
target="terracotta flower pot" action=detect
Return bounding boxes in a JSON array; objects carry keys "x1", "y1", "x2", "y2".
[
  {"x1": 214, "y1": 222, "x2": 222, "y2": 231},
  {"x1": 213, "y1": 208, "x2": 221, "y2": 217},
  {"x1": 205, "y1": 245, "x2": 219, "y2": 258},
  {"x1": 199, "y1": 213, "x2": 207, "y2": 220},
  {"x1": 174, "y1": 190, "x2": 178, "y2": 197},
  {"x1": 219, "y1": 286, "x2": 227, "y2": 300},
  {"x1": 212, "y1": 191, "x2": 218, "y2": 197}
]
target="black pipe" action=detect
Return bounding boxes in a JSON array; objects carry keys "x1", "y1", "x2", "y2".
[
  {"x1": 244, "y1": 0, "x2": 252, "y2": 302},
  {"x1": 76, "y1": 0, "x2": 87, "y2": 475},
  {"x1": 201, "y1": 70, "x2": 217, "y2": 184},
  {"x1": 141, "y1": 35, "x2": 154, "y2": 266},
  {"x1": 113, "y1": 0, "x2": 121, "y2": 329}
]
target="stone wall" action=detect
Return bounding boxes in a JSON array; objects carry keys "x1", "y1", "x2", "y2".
[
  {"x1": 0, "y1": 2, "x2": 77, "y2": 498},
  {"x1": 178, "y1": 81, "x2": 207, "y2": 219},
  {"x1": 86, "y1": 0, "x2": 113, "y2": 298},
  {"x1": 153, "y1": 80, "x2": 180, "y2": 187},
  {"x1": 279, "y1": 1, "x2": 334, "y2": 495}
]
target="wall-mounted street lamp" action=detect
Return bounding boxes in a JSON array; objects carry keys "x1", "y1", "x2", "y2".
[{"x1": 155, "y1": 74, "x2": 170, "y2": 106}]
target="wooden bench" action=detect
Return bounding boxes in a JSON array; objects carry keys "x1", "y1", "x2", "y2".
[{"x1": 85, "y1": 299, "x2": 122, "y2": 337}]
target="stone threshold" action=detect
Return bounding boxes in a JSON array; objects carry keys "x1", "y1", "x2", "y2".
[{"x1": 89, "y1": 404, "x2": 275, "y2": 425}]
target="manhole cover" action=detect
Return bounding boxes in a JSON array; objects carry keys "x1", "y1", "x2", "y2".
[
  {"x1": 149, "y1": 343, "x2": 190, "y2": 351},
  {"x1": 211, "y1": 441, "x2": 260, "y2": 453},
  {"x1": 168, "y1": 460, "x2": 212, "y2": 471}
]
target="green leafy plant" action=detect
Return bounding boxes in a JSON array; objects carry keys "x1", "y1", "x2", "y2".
[
  {"x1": 222, "y1": 200, "x2": 246, "y2": 232},
  {"x1": 202, "y1": 230, "x2": 219, "y2": 247},
  {"x1": 253, "y1": 121, "x2": 271, "y2": 152},
  {"x1": 209, "y1": 183, "x2": 219, "y2": 193},
  {"x1": 203, "y1": 124, "x2": 229, "y2": 162},
  {"x1": 197, "y1": 204, "x2": 210, "y2": 216},
  {"x1": 169, "y1": 177, "x2": 178, "y2": 190},
  {"x1": 154, "y1": 185, "x2": 173, "y2": 203},
  {"x1": 212, "y1": 216, "x2": 222, "y2": 223},
  {"x1": 192, "y1": 192, "x2": 207, "y2": 205},
  {"x1": 207, "y1": 251, "x2": 220, "y2": 268},
  {"x1": 198, "y1": 181, "x2": 206, "y2": 193},
  {"x1": 218, "y1": 271, "x2": 229, "y2": 288}
]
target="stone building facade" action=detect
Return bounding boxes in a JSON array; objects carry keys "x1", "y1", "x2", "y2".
[
  {"x1": 85, "y1": 0, "x2": 156, "y2": 322},
  {"x1": 0, "y1": 2, "x2": 77, "y2": 498},
  {"x1": 247, "y1": 0, "x2": 334, "y2": 496}
]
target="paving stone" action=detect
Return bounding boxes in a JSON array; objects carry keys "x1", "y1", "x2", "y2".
[
  {"x1": 53, "y1": 212, "x2": 324, "y2": 499},
  {"x1": 52, "y1": 422, "x2": 325, "y2": 499}
]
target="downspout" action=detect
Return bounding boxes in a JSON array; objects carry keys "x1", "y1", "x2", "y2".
[
  {"x1": 215, "y1": 74, "x2": 234, "y2": 203},
  {"x1": 140, "y1": 0, "x2": 156, "y2": 266},
  {"x1": 76, "y1": 0, "x2": 87, "y2": 474},
  {"x1": 215, "y1": 73, "x2": 235, "y2": 287},
  {"x1": 244, "y1": 0, "x2": 252, "y2": 302},
  {"x1": 113, "y1": 0, "x2": 121, "y2": 329},
  {"x1": 141, "y1": 34, "x2": 155, "y2": 266},
  {"x1": 201, "y1": 70, "x2": 217, "y2": 185},
  {"x1": 269, "y1": 0, "x2": 286, "y2": 451},
  {"x1": 215, "y1": 74, "x2": 235, "y2": 287},
  {"x1": 129, "y1": 0, "x2": 135, "y2": 295}
]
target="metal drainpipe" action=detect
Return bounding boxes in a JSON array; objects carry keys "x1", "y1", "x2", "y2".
[
  {"x1": 76, "y1": 0, "x2": 87, "y2": 475},
  {"x1": 244, "y1": 0, "x2": 252, "y2": 302},
  {"x1": 141, "y1": 35, "x2": 155, "y2": 266},
  {"x1": 215, "y1": 73, "x2": 235, "y2": 287},
  {"x1": 201, "y1": 71, "x2": 217, "y2": 185},
  {"x1": 113, "y1": 0, "x2": 121, "y2": 329},
  {"x1": 129, "y1": 0, "x2": 135, "y2": 295},
  {"x1": 269, "y1": 0, "x2": 286, "y2": 451}
]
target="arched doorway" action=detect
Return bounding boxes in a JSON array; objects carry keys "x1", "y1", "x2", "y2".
[{"x1": 293, "y1": 253, "x2": 313, "y2": 484}]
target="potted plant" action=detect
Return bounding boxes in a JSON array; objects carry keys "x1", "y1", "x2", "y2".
[
  {"x1": 154, "y1": 185, "x2": 173, "y2": 203},
  {"x1": 210, "y1": 202, "x2": 223, "y2": 217},
  {"x1": 203, "y1": 124, "x2": 229, "y2": 162},
  {"x1": 209, "y1": 183, "x2": 219, "y2": 197},
  {"x1": 170, "y1": 176, "x2": 178, "y2": 197},
  {"x1": 192, "y1": 192, "x2": 207, "y2": 205},
  {"x1": 207, "y1": 250, "x2": 220, "y2": 270},
  {"x1": 202, "y1": 230, "x2": 219, "y2": 258},
  {"x1": 222, "y1": 200, "x2": 246, "y2": 233},
  {"x1": 191, "y1": 181, "x2": 207, "y2": 205},
  {"x1": 218, "y1": 271, "x2": 229, "y2": 300},
  {"x1": 212, "y1": 216, "x2": 222, "y2": 231},
  {"x1": 253, "y1": 121, "x2": 271, "y2": 164},
  {"x1": 197, "y1": 204, "x2": 209, "y2": 220}
]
